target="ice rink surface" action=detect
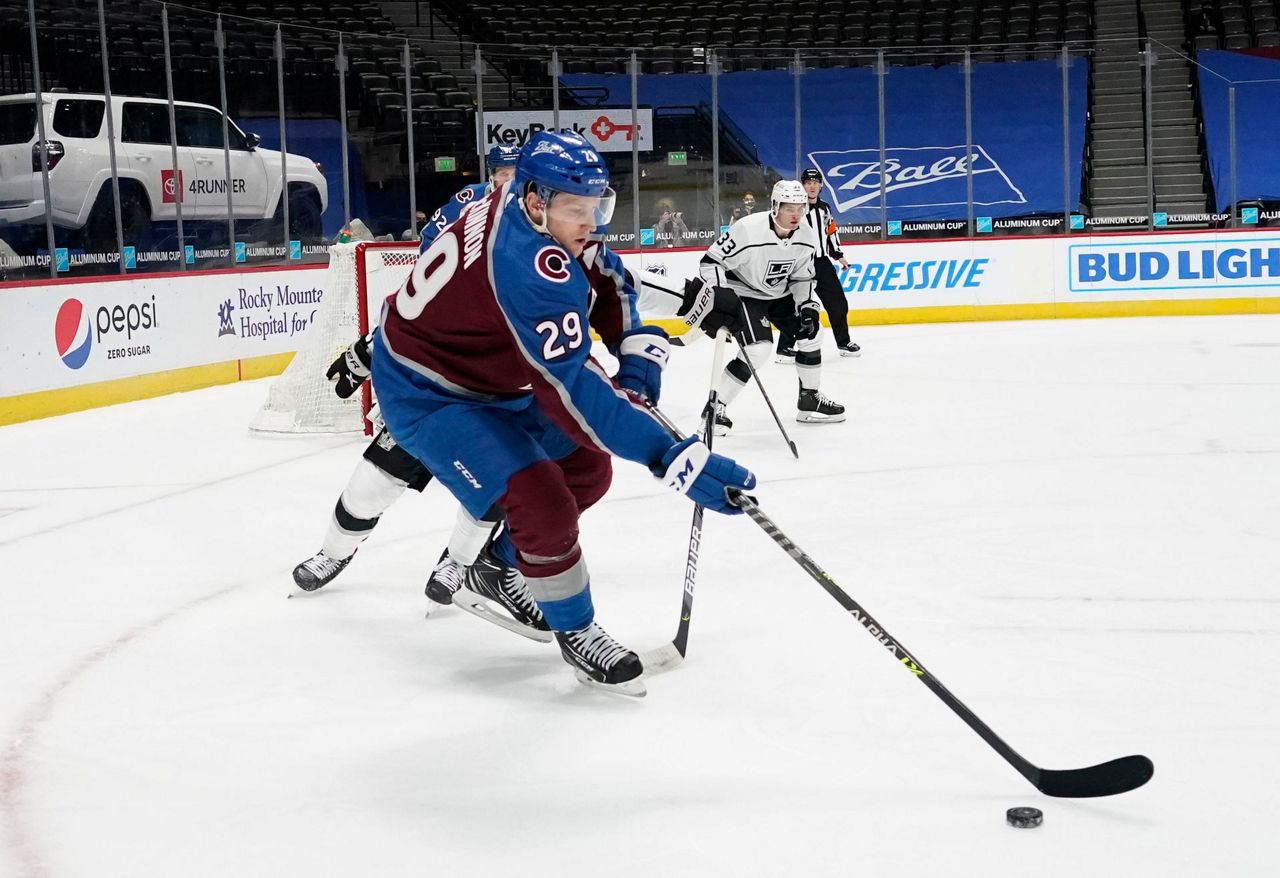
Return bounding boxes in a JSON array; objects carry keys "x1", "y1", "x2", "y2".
[{"x1": 2, "y1": 314, "x2": 1279, "y2": 877}]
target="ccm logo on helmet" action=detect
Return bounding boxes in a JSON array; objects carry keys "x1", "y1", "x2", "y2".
[{"x1": 534, "y1": 246, "x2": 572, "y2": 283}]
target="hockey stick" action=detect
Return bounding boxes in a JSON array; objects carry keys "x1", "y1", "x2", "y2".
[
  {"x1": 638, "y1": 271, "x2": 707, "y2": 348},
  {"x1": 725, "y1": 487, "x2": 1155, "y2": 798},
  {"x1": 639, "y1": 331, "x2": 729, "y2": 675},
  {"x1": 669, "y1": 332, "x2": 707, "y2": 348},
  {"x1": 732, "y1": 331, "x2": 800, "y2": 459}
]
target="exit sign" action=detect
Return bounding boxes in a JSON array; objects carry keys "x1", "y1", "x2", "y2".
[
  {"x1": 667, "y1": 151, "x2": 688, "y2": 166},
  {"x1": 434, "y1": 155, "x2": 457, "y2": 172}
]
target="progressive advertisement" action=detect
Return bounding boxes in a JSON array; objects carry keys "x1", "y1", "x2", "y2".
[{"x1": 623, "y1": 229, "x2": 1280, "y2": 318}]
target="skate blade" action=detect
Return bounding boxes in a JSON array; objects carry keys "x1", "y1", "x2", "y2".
[
  {"x1": 839, "y1": 350, "x2": 861, "y2": 358},
  {"x1": 795, "y1": 411, "x2": 847, "y2": 424},
  {"x1": 573, "y1": 669, "x2": 647, "y2": 698},
  {"x1": 424, "y1": 586, "x2": 456, "y2": 606},
  {"x1": 452, "y1": 589, "x2": 554, "y2": 643},
  {"x1": 774, "y1": 355, "x2": 795, "y2": 364}
]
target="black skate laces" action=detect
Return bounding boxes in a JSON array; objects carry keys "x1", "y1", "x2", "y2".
[{"x1": 569, "y1": 623, "x2": 631, "y2": 669}]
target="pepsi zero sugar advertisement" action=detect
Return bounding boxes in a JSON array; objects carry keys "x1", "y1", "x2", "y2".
[{"x1": 562, "y1": 56, "x2": 1089, "y2": 222}]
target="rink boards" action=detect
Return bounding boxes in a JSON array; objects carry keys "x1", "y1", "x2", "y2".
[{"x1": 3, "y1": 228, "x2": 1279, "y2": 425}]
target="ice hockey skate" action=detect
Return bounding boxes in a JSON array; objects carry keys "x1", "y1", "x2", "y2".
[
  {"x1": 796, "y1": 387, "x2": 846, "y2": 423},
  {"x1": 424, "y1": 548, "x2": 464, "y2": 606},
  {"x1": 556, "y1": 621, "x2": 646, "y2": 697},
  {"x1": 452, "y1": 545, "x2": 553, "y2": 642},
  {"x1": 701, "y1": 399, "x2": 733, "y2": 436},
  {"x1": 837, "y1": 340, "x2": 861, "y2": 357},
  {"x1": 775, "y1": 344, "x2": 796, "y2": 363},
  {"x1": 292, "y1": 550, "x2": 352, "y2": 591}
]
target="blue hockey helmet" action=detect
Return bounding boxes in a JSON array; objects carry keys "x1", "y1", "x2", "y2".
[
  {"x1": 515, "y1": 130, "x2": 615, "y2": 226},
  {"x1": 486, "y1": 144, "x2": 520, "y2": 171}
]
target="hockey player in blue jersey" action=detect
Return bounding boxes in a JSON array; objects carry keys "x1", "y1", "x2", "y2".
[
  {"x1": 420, "y1": 145, "x2": 520, "y2": 251},
  {"x1": 292, "y1": 145, "x2": 746, "y2": 625},
  {"x1": 370, "y1": 130, "x2": 756, "y2": 696}
]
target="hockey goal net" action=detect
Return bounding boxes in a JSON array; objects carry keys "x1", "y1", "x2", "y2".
[{"x1": 249, "y1": 240, "x2": 420, "y2": 435}]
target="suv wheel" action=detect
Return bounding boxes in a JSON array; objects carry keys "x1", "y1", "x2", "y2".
[
  {"x1": 285, "y1": 187, "x2": 323, "y2": 244},
  {"x1": 82, "y1": 183, "x2": 152, "y2": 252}
]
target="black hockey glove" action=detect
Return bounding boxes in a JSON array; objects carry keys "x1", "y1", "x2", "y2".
[
  {"x1": 795, "y1": 300, "x2": 822, "y2": 341},
  {"x1": 677, "y1": 277, "x2": 747, "y2": 337},
  {"x1": 326, "y1": 334, "x2": 372, "y2": 399}
]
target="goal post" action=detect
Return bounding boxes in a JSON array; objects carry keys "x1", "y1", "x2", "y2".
[{"x1": 249, "y1": 241, "x2": 420, "y2": 435}]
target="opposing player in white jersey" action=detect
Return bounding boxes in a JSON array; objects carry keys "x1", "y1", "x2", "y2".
[
  {"x1": 699, "y1": 179, "x2": 846, "y2": 430},
  {"x1": 291, "y1": 147, "x2": 524, "y2": 599}
]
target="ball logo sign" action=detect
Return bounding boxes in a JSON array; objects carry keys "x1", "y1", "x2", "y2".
[
  {"x1": 806, "y1": 145, "x2": 1026, "y2": 213},
  {"x1": 54, "y1": 298, "x2": 93, "y2": 370}
]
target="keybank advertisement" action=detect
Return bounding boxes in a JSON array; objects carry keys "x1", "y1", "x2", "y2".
[{"x1": 1, "y1": 266, "x2": 327, "y2": 398}]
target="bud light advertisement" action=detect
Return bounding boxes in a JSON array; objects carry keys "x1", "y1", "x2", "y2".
[{"x1": 563, "y1": 56, "x2": 1088, "y2": 222}]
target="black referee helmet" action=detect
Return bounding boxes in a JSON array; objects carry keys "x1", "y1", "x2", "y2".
[{"x1": 800, "y1": 167, "x2": 823, "y2": 183}]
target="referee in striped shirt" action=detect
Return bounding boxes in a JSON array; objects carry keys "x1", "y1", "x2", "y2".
[{"x1": 776, "y1": 168, "x2": 861, "y2": 360}]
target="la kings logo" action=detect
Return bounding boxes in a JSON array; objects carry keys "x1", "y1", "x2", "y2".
[{"x1": 763, "y1": 260, "x2": 794, "y2": 289}]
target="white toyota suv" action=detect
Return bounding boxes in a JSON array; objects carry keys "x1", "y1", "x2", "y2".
[{"x1": 0, "y1": 92, "x2": 328, "y2": 249}]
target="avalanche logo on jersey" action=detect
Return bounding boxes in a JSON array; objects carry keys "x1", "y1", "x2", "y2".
[
  {"x1": 763, "y1": 259, "x2": 795, "y2": 289},
  {"x1": 535, "y1": 246, "x2": 572, "y2": 283},
  {"x1": 456, "y1": 188, "x2": 476, "y2": 204},
  {"x1": 54, "y1": 298, "x2": 93, "y2": 369}
]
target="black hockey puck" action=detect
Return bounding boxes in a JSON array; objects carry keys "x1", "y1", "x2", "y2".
[{"x1": 1006, "y1": 806, "x2": 1043, "y2": 828}]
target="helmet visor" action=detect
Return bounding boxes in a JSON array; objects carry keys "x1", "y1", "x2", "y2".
[{"x1": 546, "y1": 186, "x2": 616, "y2": 228}]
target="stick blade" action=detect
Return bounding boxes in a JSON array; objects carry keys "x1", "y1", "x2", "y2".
[
  {"x1": 1035, "y1": 754, "x2": 1154, "y2": 798},
  {"x1": 638, "y1": 641, "x2": 685, "y2": 676}
]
